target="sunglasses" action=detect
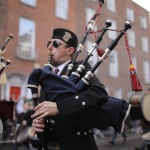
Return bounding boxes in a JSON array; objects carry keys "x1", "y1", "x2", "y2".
[{"x1": 47, "y1": 40, "x2": 68, "y2": 48}]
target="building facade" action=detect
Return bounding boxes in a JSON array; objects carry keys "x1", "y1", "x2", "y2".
[{"x1": 0, "y1": 0, "x2": 150, "y2": 101}]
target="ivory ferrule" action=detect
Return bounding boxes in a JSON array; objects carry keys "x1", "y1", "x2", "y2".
[
  {"x1": 84, "y1": 71, "x2": 93, "y2": 81},
  {"x1": 77, "y1": 44, "x2": 83, "y2": 52},
  {"x1": 87, "y1": 43, "x2": 98, "y2": 55},
  {"x1": 67, "y1": 64, "x2": 74, "y2": 70},
  {"x1": 77, "y1": 65, "x2": 85, "y2": 73},
  {"x1": 82, "y1": 77, "x2": 89, "y2": 85},
  {"x1": 71, "y1": 72, "x2": 80, "y2": 77},
  {"x1": 32, "y1": 93, "x2": 39, "y2": 98}
]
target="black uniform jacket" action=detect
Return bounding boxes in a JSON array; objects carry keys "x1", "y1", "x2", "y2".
[{"x1": 40, "y1": 60, "x2": 108, "y2": 150}]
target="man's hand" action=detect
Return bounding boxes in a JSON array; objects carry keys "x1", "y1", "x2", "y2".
[
  {"x1": 32, "y1": 118, "x2": 45, "y2": 133},
  {"x1": 31, "y1": 101, "x2": 59, "y2": 120}
]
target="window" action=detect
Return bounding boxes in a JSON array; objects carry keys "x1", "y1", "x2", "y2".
[
  {"x1": 143, "y1": 61, "x2": 150, "y2": 84},
  {"x1": 114, "y1": 88, "x2": 122, "y2": 99},
  {"x1": 55, "y1": 0, "x2": 68, "y2": 20},
  {"x1": 86, "y1": 8, "x2": 97, "y2": 31},
  {"x1": 106, "y1": 0, "x2": 116, "y2": 12},
  {"x1": 20, "y1": 0, "x2": 36, "y2": 7},
  {"x1": 109, "y1": 50, "x2": 118, "y2": 78},
  {"x1": 127, "y1": 30, "x2": 135, "y2": 48},
  {"x1": 126, "y1": 7, "x2": 134, "y2": 22},
  {"x1": 105, "y1": 86, "x2": 109, "y2": 95},
  {"x1": 140, "y1": 16, "x2": 147, "y2": 29},
  {"x1": 86, "y1": 40, "x2": 99, "y2": 73},
  {"x1": 141, "y1": 36, "x2": 149, "y2": 53},
  {"x1": 17, "y1": 17, "x2": 36, "y2": 60},
  {"x1": 107, "y1": 19, "x2": 117, "y2": 40}
]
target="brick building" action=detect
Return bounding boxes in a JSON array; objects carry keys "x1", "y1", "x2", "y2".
[{"x1": 0, "y1": 0, "x2": 150, "y2": 101}]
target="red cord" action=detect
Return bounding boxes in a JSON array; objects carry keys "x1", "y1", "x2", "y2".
[{"x1": 124, "y1": 33, "x2": 142, "y2": 92}]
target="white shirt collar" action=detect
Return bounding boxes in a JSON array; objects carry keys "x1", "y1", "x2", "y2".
[{"x1": 54, "y1": 60, "x2": 71, "y2": 75}]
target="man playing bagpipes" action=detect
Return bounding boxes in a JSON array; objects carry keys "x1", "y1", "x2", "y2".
[{"x1": 28, "y1": 28, "x2": 131, "y2": 150}]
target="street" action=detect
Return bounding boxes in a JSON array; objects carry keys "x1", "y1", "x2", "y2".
[
  {"x1": 0, "y1": 132, "x2": 143, "y2": 150},
  {"x1": 96, "y1": 132, "x2": 142, "y2": 150}
]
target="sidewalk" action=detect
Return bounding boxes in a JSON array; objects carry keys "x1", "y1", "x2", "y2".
[
  {"x1": 95, "y1": 132, "x2": 142, "y2": 150},
  {"x1": 0, "y1": 130, "x2": 142, "y2": 150}
]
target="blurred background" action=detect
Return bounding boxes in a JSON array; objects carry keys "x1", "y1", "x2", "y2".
[{"x1": 0, "y1": 0, "x2": 150, "y2": 149}]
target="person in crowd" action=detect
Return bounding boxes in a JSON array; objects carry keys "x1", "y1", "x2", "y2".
[
  {"x1": 135, "y1": 119, "x2": 150, "y2": 150},
  {"x1": 16, "y1": 97, "x2": 28, "y2": 115},
  {"x1": 13, "y1": 99, "x2": 37, "y2": 150},
  {"x1": 108, "y1": 117, "x2": 131, "y2": 145},
  {"x1": 109, "y1": 129, "x2": 127, "y2": 145}
]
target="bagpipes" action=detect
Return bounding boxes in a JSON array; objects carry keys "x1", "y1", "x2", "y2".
[
  {"x1": 27, "y1": 0, "x2": 142, "y2": 149},
  {"x1": 27, "y1": 20, "x2": 132, "y2": 132},
  {"x1": 0, "y1": 34, "x2": 13, "y2": 140},
  {"x1": 0, "y1": 34, "x2": 13, "y2": 85}
]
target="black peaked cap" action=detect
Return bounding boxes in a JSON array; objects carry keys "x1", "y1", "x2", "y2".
[{"x1": 51, "y1": 28, "x2": 78, "y2": 49}]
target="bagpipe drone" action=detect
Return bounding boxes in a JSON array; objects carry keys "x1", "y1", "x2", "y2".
[{"x1": 0, "y1": 34, "x2": 13, "y2": 85}]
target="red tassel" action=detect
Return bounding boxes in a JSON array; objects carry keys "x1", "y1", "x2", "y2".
[
  {"x1": 96, "y1": 47, "x2": 109, "y2": 60},
  {"x1": 130, "y1": 64, "x2": 142, "y2": 92},
  {"x1": 96, "y1": 47, "x2": 104, "y2": 57}
]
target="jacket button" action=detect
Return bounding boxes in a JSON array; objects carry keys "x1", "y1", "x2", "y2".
[
  {"x1": 50, "y1": 120, "x2": 55, "y2": 124},
  {"x1": 77, "y1": 132, "x2": 80, "y2": 135},
  {"x1": 75, "y1": 96, "x2": 79, "y2": 99},
  {"x1": 82, "y1": 102, "x2": 86, "y2": 105},
  {"x1": 84, "y1": 132, "x2": 87, "y2": 135}
]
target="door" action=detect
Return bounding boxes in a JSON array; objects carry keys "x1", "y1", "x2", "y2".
[{"x1": 10, "y1": 86, "x2": 21, "y2": 101}]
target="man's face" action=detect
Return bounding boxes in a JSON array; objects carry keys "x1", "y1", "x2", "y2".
[{"x1": 47, "y1": 39, "x2": 74, "y2": 66}]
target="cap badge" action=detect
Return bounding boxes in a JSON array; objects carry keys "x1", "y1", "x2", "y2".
[{"x1": 62, "y1": 32, "x2": 72, "y2": 42}]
